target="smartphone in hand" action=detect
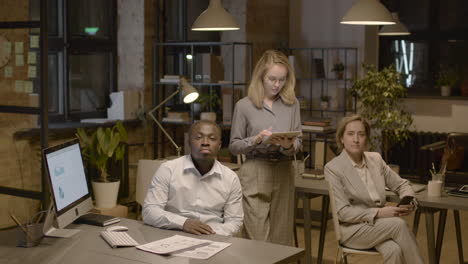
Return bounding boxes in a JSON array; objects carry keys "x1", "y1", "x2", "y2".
[{"x1": 397, "y1": 196, "x2": 414, "y2": 206}]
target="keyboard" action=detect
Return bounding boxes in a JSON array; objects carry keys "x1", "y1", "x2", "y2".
[{"x1": 100, "y1": 231, "x2": 139, "y2": 248}]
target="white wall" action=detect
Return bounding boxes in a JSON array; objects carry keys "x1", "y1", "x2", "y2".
[
  {"x1": 405, "y1": 99, "x2": 468, "y2": 133},
  {"x1": 290, "y1": 0, "x2": 468, "y2": 133}
]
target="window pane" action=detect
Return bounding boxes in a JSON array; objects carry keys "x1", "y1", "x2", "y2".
[
  {"x1": 33, "y1": 52, "x2": 62, "y2": 114},
  {"x1": 439, "y1": 0, "x2": 468, "y2": 31},
  {"x1": 381, "y1": 40, "x2": 430, "y2": 93},
  {"x1": 29, "y1": 0, "x2": 59, "y2": 36},
  {"x1": 69, "y1": 53, "x2": 111, "y2": 113},
  {"x1": 68, "y1": 0, "x2": 112, "y2": 39},
  {"x1": 382, "y1": 0, "x2": 429, "y2": 31}
]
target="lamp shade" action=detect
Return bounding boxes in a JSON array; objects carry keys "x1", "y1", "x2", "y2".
[
  {"x1": 379, "y1": 13, "x2": 410, "y2": 36},
  {"x1": 180, "y1": 77, "x2": 199, "y2": 103},
  {"x1": 341, "y1": 0, "x2": 395, "y2": 25},
  {"x1": 191, "y1": 0, "x2": 240, "y2": 31}
]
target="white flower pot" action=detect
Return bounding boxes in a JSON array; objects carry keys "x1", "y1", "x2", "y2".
[
  {"x1": 440, "y1": 85, "x2": 451, "y2": 96},
  {"x1": 200, "y1": 112, "x2": 216, "y2": 122},
  {"x1": 92, "y1": 180, "x2": 120, "y2": 209}
]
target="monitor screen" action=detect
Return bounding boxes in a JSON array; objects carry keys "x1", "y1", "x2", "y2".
[{"x1": 44, "y1": 139, "x2": 93, "y2": 230}]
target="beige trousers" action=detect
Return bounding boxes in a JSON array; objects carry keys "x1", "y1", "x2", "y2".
[
  {"x1": 239, "y1": 159, "x2": 295, "y2": 246},
  {"x1": 343, "y1": 217, "x2": 424, "y2": 264}
]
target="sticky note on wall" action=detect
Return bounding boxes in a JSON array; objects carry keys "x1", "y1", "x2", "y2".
[{"x1": 15, "y1": 80, "x2": 24, "y2": 93}]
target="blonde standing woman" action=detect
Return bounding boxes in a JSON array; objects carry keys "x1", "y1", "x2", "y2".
[{"x1": 229, "y1": 50, "x2": 302, "y2": 245}]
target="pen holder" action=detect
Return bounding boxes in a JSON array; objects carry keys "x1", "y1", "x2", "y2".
[
  {"x1": 17, "y1": 223, "x2": 44, "y2": 248},
  {"x1": 427, "y1": 180, "x2": 443, "y2": 197}
]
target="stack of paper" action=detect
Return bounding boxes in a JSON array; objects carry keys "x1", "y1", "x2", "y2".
[{"x1": 136, "y1": 235, "x2": 230, "y2": 260}]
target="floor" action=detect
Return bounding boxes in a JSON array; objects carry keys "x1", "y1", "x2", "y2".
[{"x1": 295, "y1": 208, "x2": 468, "y2": 264}]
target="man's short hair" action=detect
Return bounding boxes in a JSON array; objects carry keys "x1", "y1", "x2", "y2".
[{"x1": 188, "y1": 120, "x2": 221, "y2": 138}]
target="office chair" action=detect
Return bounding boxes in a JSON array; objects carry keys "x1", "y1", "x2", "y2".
[
  {"x1": 135, "y1": 159, "x2": 166, "y2": 219},
  {"x1": 327, "y1": 181, "x2": 380, "y2": 264}
]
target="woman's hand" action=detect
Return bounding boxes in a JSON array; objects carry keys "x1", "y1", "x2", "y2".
[
  {"x1": 268, "y1": 135, "x2": 296, "y2": 149},
  {"x1": 377, "y1": 206, "x2": 412, "y2": 218},
  {"x1": 397, "y1": 204, "x2": 415, "y2": 216},
  {"x1": 254, "y1": 127, "x2": 273, "y2": 144}
]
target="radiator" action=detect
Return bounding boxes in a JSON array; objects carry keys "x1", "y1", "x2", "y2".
[{"x1": 388, "y1": 131, "x2": 447, "y2": 183}]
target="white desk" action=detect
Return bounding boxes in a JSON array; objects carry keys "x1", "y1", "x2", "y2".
[{"x1": 1, "y1": 218, "x2": 304, "y2": 264}]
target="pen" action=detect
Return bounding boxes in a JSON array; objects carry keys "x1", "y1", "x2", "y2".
[{"x1": 10, "y1": 213, "x2": 35, "y2": 242}]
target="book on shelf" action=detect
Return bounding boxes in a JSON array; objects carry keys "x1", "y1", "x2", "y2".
[
  {"x1": 162, "y1": 117, "x2": 190, "y2": 123},
  {"x1": 167, "y1": 111, "x2": 189, "y2": 120},
  {"x1": 160, "y1": 75, "x2": 181, "y2": 83},
  {"x1": 302, "y1": 125, "x2": 334, "y2": 132},
  {"x1": 302, "y1": 117, "x2": 331, "y2": 127}
]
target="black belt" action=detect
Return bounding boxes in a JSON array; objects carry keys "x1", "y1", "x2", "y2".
[{"x1": 247, "y1": 152, "x2": 294, "y2": 162}]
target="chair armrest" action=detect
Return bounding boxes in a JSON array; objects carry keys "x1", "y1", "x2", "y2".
[{"x1": 420, "y1": 141, "x2": 446, "y2": 151}]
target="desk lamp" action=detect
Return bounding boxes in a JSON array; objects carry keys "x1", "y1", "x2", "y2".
[{"x1": 148, "y1": 76, "x2": 199, "y2": 157}]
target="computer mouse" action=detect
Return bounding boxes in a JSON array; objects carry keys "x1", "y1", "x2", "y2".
[{"x1": 106, "y1": 225, "x2": 129, "y2": 232}]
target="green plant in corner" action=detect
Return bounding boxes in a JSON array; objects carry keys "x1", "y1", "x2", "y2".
[
  {"x1": 76, "y1": 121, "x2": 128, "y2": 182},
  {"x1": 197, "y1": 91, "x2": 221, "y2": 112},
  {"x1": 350, "y1": 64, "x2": 413, "y2": 162},
  {"x1": 436, "y1": 68, "x2": 458, "y2": 87}
]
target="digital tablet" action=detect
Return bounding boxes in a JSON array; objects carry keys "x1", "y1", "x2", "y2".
[{"x1": 263, "y1": 131, "x2": 301, "y2": 144}]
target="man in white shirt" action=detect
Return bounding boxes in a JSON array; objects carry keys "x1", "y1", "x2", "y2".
[{"x1": 142, "y1": 120, "x2": 243, "y2": 236}]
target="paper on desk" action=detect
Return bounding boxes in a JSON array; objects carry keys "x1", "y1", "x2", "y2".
[
  {"x1": 172, "y1": 241, "x2": 231, "y2": 260},
  {"x1": 136, "y1": 235, "x2": 210, "y2": 255}
]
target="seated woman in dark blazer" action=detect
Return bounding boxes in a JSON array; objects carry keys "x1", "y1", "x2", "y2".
[{"x1": 325, "y1": 114, "x2": 424, "y2": 264}]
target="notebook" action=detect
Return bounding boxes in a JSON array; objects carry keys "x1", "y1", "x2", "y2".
[{"x1": 74, "y1": 213, "x2": 120, "y2": 226}]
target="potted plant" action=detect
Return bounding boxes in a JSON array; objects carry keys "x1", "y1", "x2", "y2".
[
  {"x1": 197, "y1": 91, "x2": 221, "y2": 122},
  {"x1": 217, "y1": 148, "x2": 232, "y2": 163},
  {"x1": 436, "y1": 68, "x2": 458, "y2": 96},
  {"x1": 76, "y1": 121, "x2": 127, "y2": 208},
  {"x1": 332, "y1": 62, "x2": 345, "y2": 79},
  {"x1": 350, "y1": 64, "x2": 413, "y2": 163},
  {"x1": 320, "y1": 95, "x2": 331, "y2": 110}
]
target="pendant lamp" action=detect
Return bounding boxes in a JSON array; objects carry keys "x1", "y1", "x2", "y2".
[
  {"x1": 192, "y1": 0, "x2": 240, "y2": 31},
  {"x1": 341, "y1": 0, "x2": 395, "y2": 25},
  {"x1": 379, "y1": 13, "x2": 410, "y2": 36}
]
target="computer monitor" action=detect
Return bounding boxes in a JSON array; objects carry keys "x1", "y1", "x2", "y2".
[{"x1": 42, "y1": 138, "x2": 93, "y2": 238}]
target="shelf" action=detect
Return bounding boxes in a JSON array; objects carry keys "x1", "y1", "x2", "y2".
[
  {"x1": 406, "y1": 95, "x2": 468, "y2": 101},
  {"x1": 296, "y1": 77, "x2": 352, "y2": 81},
  {"x1": 162, "y1": 120, "x2": 232, "y2": 128},
  {"x1": 306, "y1": 108, "x2": 354, "y2": 113},
  {"x1": 156, "y1": 82, "x2": 248, "y2": 86}
]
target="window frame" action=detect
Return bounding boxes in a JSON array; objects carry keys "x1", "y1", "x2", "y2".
[
  {"x1": 379, "y1": 0, "x2": 468, "y2": 96},
  {"x1": 37, "y1": 0, "x2": 117, "y2": 122}
]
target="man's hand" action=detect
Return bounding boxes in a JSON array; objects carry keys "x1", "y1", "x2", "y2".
[
  {"x1": 377, "y1": 206, "x2": 410, "y2": 218},
  {"x1": 182, "y1": 219, "x2": 215, "y2": 235}
]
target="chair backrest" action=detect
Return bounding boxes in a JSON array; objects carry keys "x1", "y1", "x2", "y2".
[
  {"x1": 135, "y1": 159, "x2": 166, "y2": 206},
  {"x1": 327, "y1": 180, "x2": 343, "y2": 243}
]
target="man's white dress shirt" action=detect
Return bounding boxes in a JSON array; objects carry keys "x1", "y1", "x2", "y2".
[{"x1": 142, "y1": 155, "x2": 243, "y2": 236}]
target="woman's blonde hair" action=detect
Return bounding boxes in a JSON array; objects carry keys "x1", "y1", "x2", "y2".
[
  {"x1": 335, "y1": 114, "x2": 371, "y2": 152},
  {"x1": 247, "y1": 50, "x2": 296, "y2": 108}
]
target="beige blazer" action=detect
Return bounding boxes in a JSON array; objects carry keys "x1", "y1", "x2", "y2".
[{"x1": 324, "y1": 151, "x2": 414, "y2": 242}]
